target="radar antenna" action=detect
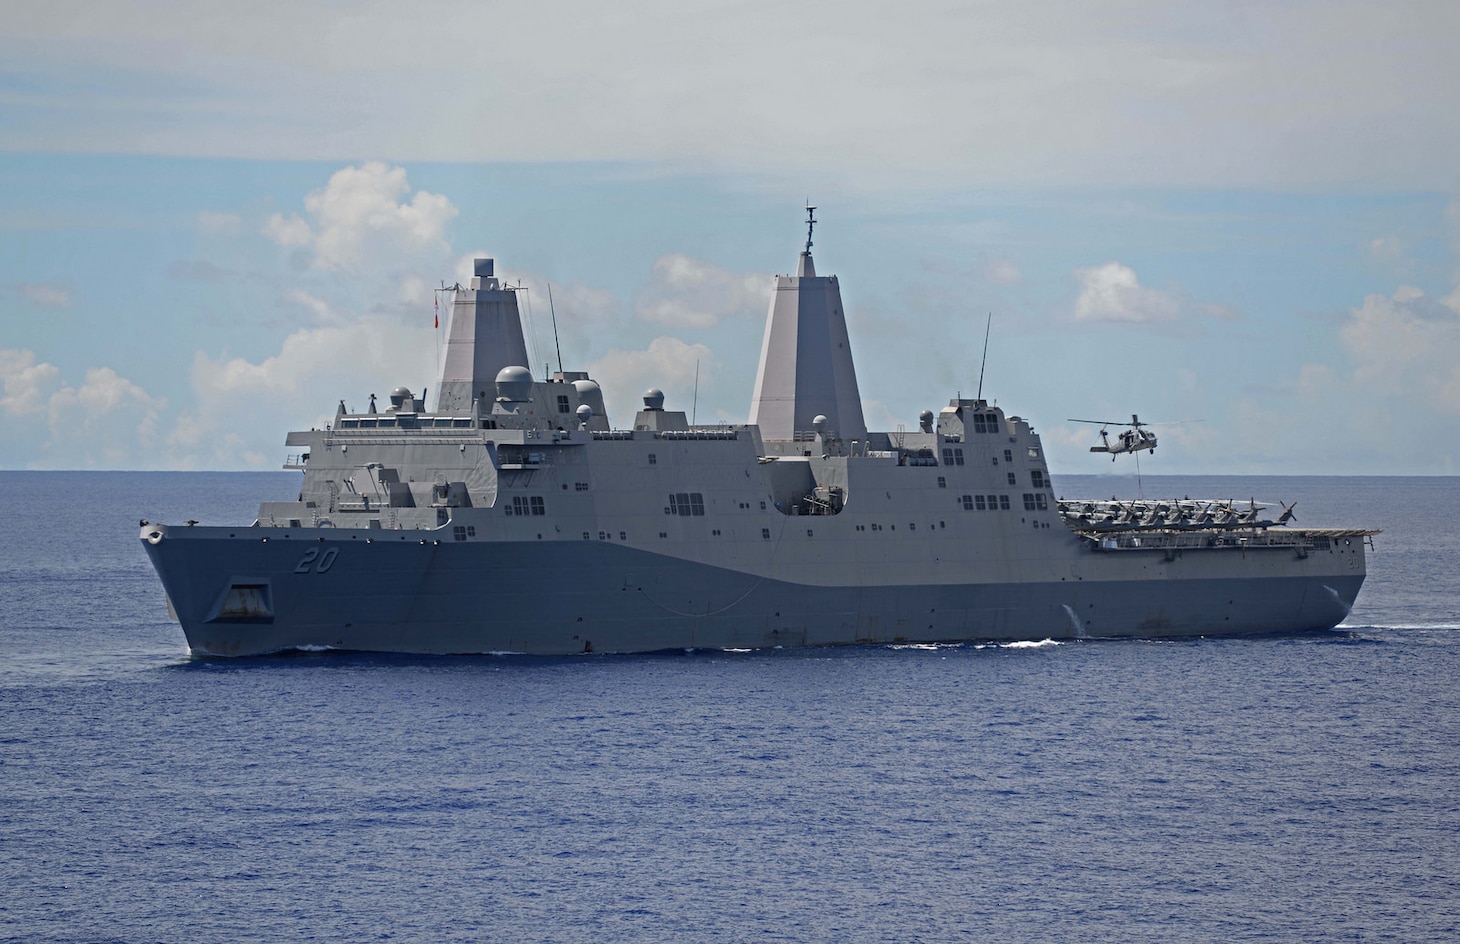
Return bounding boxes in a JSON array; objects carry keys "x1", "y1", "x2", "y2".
[{"x1": 804, "y1": 203, "x2": 817, "y2": 254}]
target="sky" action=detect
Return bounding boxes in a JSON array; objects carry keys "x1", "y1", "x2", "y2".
[{"x1": 2, "y1": 0, "x2": 1458, "y2": 475}]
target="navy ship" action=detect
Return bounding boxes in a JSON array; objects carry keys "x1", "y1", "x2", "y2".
[{"x1": 141, "y1": 215, "x2": 1375, "y2": 656}]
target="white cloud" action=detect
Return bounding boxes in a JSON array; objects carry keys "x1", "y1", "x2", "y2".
[
  {"x1": 197, "y1": 211, "x2": 242, "y2": 233},
  {"x1": 16, "y1": 282, "x2": 72, "y2": 307},
  {"x1": 0, "y1": 348, "x2": 61, "y2": 415},
  {"x1": 984, "y1": 259, "x2": 1021, "y2": 285},
  {"x1": 636, "y1": 254, "x2": 769, "y2": 328},
  {"x1": 1073, "y1": 262, "x2": 1180, "y2": 323},
  {"x1": 1340, "y1": 286, "x2": 1460, "y2": 413},
  {"x1": 172, "y1": 316, "x2": 438, "y2": 467},
  {"x1": 5, "y1": 3, "x2": 1458, "y2": 190},
  {"x1": 263, "y1": 162, "x2": 457, "y2": 270},
  {"x1": 1367, "y1": 235, "x2": 1404, "y2": 263},
  {"x1": 586, "y1": 337, "x2": 715, "y2": 426},
  {"x1": 0, "y1": 348, "x2": 165, "y2": 466}
]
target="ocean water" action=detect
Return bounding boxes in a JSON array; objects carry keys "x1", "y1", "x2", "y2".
[{"x1": 3, "y1": 471, "x2": 1458, "y2": 943}]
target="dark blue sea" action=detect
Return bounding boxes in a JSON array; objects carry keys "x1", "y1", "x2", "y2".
[{"x1": 3, "y1": 472, "x2": 1458, "y2": 943}]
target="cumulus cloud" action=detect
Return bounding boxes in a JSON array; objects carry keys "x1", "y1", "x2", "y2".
[
  {"x1": 0, "y1": 348, "x2": 61, "y2": 415},
  {"x1": 1340, "y1": 285, "x2": 1460, "y2": 413},
  {"x1": 0, "y1": 348, "x2": 165, "y2": 466},
  {"x1": 1073, "y1": 262, "x2": 1180, "y2": 323},
  {"x1": 586, "y1": 337, "x2": 715, "y2": 424},
  {"x1": 263, "y1": 162, "x2": 457, "y2": 270},
  {"x1": 171, "y1": 317, "x2": 437, "y2": 467},
  {"x1": 636, "y1": 254, "x2": 769, "y2": 328}
]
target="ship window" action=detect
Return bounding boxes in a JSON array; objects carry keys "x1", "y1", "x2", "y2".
[
  {"x1": 669, "y1": 492, "x2": 705, "y2": 516},
  {"x1": 937, "y1": 476, "x2": 946, "y2": 488},
  {"x1": 531, "y1": 496, "x2": 545, "y2": 515},
  {"x1": 1007, "y1": 472, "x2": 1017, "y2": 486},
  {"x1": 1036, "y1": 494, "x2": 1048, "y2": 511},
  {"x1": 620, "y1": 531, "x2": 627, "y2": 540},
  {"x1": 909, "y1": 523, "x2": 916, "y2": 530},
  {"x1": 1023, "y1": 493, "x2": 1037, "y2": 511},
  {"x1": 648, "y1": 453, "x2": 657, "y2": 465},
  {"x1": 1005, "y1": 449, "x2": 1013, "y2": 462},
  {"x1": 576, "y1": 482, "x2": 589, "y2": 491},
  {"x1": 557, "y1": 395, "x2": 570, "y2": 414},
  {"x1": 960, "y1": 495, "x2": 974, "y2": 511},
  {"x1": 712, "y1": 529, "x2": 721, "y2": 536},
  {"x1": 582, "y1": 531, "x2": 591, "y2": 540},
  {"x1": 1031, "y1": 470, "x2": 1046, "y2": 488},
  {"x1": 941, "y1": 448, "x2": 953, "y2": 465},
  {"x1": 1000, "y1": 495, "x2": 1010, "y2": 510},
  {"x1": 1028, "y1": 447, "x2": 1040, "y2": 459},
  {"x1": 760, "y1": 501, "x2": 767, "y2": 510},
  {"x1": 975, "y1": 495, "x2": 986, "y2": 511},
  {"x1": 659, "y1": 532, "x2": 668, "y2": 538},
  {"x1": 762, "y1": 528, "x2": 771, "y2": 539},
  {"x1": 806, "y1": 529, "x2": 814, "y2": 537}
]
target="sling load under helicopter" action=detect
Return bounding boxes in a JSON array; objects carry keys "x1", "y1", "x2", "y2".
[{"x1": 1068, "y1": 414, "x2": 1172, "y2": 460}]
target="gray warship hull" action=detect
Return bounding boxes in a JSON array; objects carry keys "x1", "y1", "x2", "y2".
[
  {"x1": 144, "y1": 521, "x2": 1367, "y2": 657},
  {"x1": 141, "y1": 242, "x2": 1374, "y2": 657}
]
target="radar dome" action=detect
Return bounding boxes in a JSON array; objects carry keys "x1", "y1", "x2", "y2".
[
  {"x1": 919, "y1": 409, "x2": 934, "y2": 433},
  {"x1": 495, "y1": 366, "x2": 533, "y2": 402},
  {"x1": 572, "y1": 379, "x2": 608, "y2": 424},
  {"x1": 643, "y1": 388, "x2": 665, "y2": 410}
]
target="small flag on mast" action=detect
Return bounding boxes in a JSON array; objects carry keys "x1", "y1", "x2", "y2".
[{"x1": 434, "y1": 294, "x2": 439, "y2": 329}]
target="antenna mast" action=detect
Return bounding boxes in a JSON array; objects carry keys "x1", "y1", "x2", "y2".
[
  {"x1": 976, "y1": 313, "x2": 992, "y2": 400},
  {"x1": 804, "y1": 203, "x2": 816, "y2": 253},
  {"x1": 547, "y1": 282, "x2": 564, "y2": 375}
]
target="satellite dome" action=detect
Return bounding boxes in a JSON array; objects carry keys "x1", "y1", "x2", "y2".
[
  {"x1": 572, "y1": 379, "x2": 608, "y2": 425},
  {"x1": 576, "y1": 403, "x2": 594, "y2": 428},
  {"x1": 495, "y1": 365, "x2": 533, "y2": 402},
  {"x1": 919, "y1": 409, "x2": 935, "y2": 432},
  {"x1": 643, "y1": 388, "x2": 665, "y2": 410},
  {"x1": 389, "y1": 386, "x2": 414, "y2": 411}
]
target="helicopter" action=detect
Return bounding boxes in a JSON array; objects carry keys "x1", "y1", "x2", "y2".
[{"x1": 1068, "y1": 414, "x2": 1162, "y2": 460}]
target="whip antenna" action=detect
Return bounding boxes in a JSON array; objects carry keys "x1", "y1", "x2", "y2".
[
  {"x1": 976, "y1": 313, "x2": 992, "y2": 400},
  {"x1": 547, "y1": 282, "x2": 564, "y2": 375}
]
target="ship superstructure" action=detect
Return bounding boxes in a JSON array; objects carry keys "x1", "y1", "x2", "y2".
[{"x1": 141, "y1": 224, "x2": 1374, "y2": 656}]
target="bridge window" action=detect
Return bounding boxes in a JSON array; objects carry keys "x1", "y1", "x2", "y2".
[{"x1": 960, "y1": 495, "x2": 974, "y2": 510}]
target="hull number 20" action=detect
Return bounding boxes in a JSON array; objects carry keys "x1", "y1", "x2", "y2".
[{"x1": 294, "y1": 547, "x2": 339, "y2": 574}]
